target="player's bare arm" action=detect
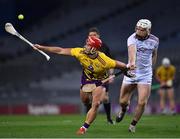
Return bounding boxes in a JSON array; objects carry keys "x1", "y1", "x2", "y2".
[
  {"x1": 115, "y1": 60, "x2": 136, "y2": 78},
  {"x1": 155, "y1": 71, "x2": 165, "y2": 86},
  {"x1": 128, "y1": 44, "x2": 136, "y2": 69},
  {"x1": 155, "y1": 72, "x2": 161, "y2": 83},
  {"x1": 34, "y1": 44, "x2": 72, "y2": 56},
  {"x1": 152, "y1": 48, "x2": 158, "y2": 66},
  {"x1": 115, "y1": 60, "x2": 127, "y2": 70}
]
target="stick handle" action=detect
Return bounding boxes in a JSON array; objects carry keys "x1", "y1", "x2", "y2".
[
  {"x1": 16, "y1": 33, "x2": 50, "y2": 61},
  {"x1": 102, "y1": 75, "x2": 115, "y2": 84},
  {"x1": 101, "y1": 70, "x2": 123, "y2": 84}
]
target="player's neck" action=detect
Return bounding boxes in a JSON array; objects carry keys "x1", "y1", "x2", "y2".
[{"x1": 136, "y1": 34, "x2": 149, "y2": 41}]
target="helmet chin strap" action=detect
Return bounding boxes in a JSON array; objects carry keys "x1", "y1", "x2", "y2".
[{"x1": 90, "y1": 47, "x2": 96, "y2": 54}]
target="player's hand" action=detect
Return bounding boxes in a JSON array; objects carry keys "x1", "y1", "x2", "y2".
[
  {"x1": 127, "y1": 63, "x2": 136, "y2": 70},
  {"x1": 123, "y1": 70, "x2": 136, "y2": 78},
  {"x1": 33, "y1": 44, "x2": 41, "y2": 50}
]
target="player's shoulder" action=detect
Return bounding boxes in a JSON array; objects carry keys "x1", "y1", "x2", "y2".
[
  {"x1": 98, "y1": 51, "x2": 112, "y2": 59},
  {"x1": 128, "y1": 33, "x2": 136, "y2": 40},
  {"x1": 157, "y1": 65, "x2": 164, "y2": 70},
  {"x1": 149, "y1": 34, "x2": 159, "y2": 43},
  {"x1": 71, "y1": 47, "x2": 84, "y2": 56},
  {"x1": 170, "y1": 65, "x2": 176, "y2": 70},
  {"x1": 98, "y1": 51, "x2": 106, "y2": 57},
  {"x1": 98, "y1": 52, "x2": 115, "y2": 66},
  {"x1": 127, "y1": 33, "x2": 137, "y2": 45}
]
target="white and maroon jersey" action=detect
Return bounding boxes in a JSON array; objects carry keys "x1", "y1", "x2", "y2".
[
  {"x1": 127, "y1": 33, "x2": 159, "y2": 72},
  {"x1": 123, "y1": 33, "x2": 159, "y2": 84}
]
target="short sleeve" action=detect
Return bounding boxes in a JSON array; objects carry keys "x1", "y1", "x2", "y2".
[
  {"x1": 155, "y1": 67, "x2": 161, "y2": 76},
  {"x1": 127, "y1": 34, "x2": 136, "y2": 47},
  {"x1": 71, "y1": 48, "x2": 82, "y2": 58}
]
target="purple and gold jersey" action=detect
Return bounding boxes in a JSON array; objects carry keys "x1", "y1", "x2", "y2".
[
  {"x1": 156, "y1": 65, "x2": 176, "y2": 82},
  {"x1": 71, "y1": 48, "x2": 116, "y2": 80}
]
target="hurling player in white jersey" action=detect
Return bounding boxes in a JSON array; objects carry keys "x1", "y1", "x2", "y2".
[{"x1": 116, "y1": 19, "x2": 159, "y2": 133}]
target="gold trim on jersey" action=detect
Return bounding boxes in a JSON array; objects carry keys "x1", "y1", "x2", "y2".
[{"x1": 97, "y1": 55, "x2": 106, "y2": 66}]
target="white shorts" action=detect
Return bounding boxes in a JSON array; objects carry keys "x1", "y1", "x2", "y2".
[{"x1": 123, "y1": 70, "x2": 152, "y2": 85}]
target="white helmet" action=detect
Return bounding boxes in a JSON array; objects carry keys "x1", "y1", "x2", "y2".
[
  {"x1": 136, "y1": 19, "x2": 152, "y2": 30},
  {"x1": 162, "y1": 57, "x2": 170, "y2": 67}
]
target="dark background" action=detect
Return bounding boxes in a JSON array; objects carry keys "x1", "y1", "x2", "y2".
[{"x1": 0, "y1": 0, "x2": 180, "y2": 115}]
